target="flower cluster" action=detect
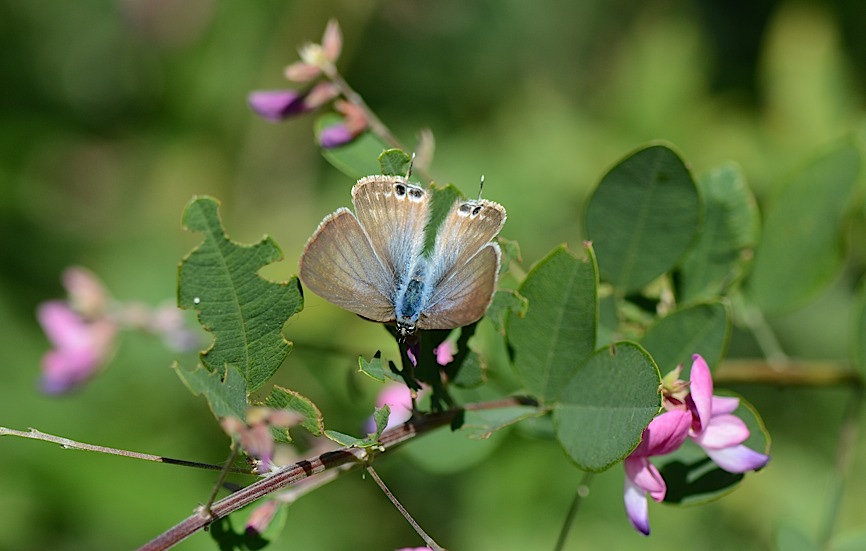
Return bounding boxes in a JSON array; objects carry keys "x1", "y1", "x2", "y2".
[
  {"x1": 623, "y1": 354, "x2": 770, "y2": 535},
  {"x1": 247, "y1": 19, "x2": 368, "y2": 149},
  {"x1": 220, "y1": 407, "x2": 304, "y2": 475},
  {"x1": 37, "y1": 266, "x2": 199, "y2": 394}
]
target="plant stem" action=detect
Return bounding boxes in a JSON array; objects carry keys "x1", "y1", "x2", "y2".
[
  {"x1": 553, "y1": 471, "x2": 594, "y2": 551},
  {"x1": 0, "y1": 427, "x2": 250, "y2": 474},
  {"x1": 138, "y1": 396, "x2": 534, "y2": 551},
  {"x1": 366, "y1": 465, "x2": 444, "y2": 551},
  {"x1": 818, "y1": 389, "x2": 864, "y2": 550}
]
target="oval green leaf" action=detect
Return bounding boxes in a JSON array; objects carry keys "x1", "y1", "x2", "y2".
[
  {"x1": 553, "y1": 342, "x2": 661, "y2": 472},
  {"x1": 747, "y1": 140, "x2": 861, "y2": 313},
  {"x1": 640, "y1": 300, "x2": 731, "y2": 374},
  {"x1": 678, "y1": 162, "x2": 760, "y2": 303},
  {"x1": 585, "y1": 144, "x2": 700, "y2": 293},
  {"x1": 506, "y1": 244, "x2": 598, "y2": 404}
]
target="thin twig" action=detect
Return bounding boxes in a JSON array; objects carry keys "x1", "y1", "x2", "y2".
[
  {"x1": 0, "y1": 427, "x2": 250, "y2": 474},
  {"x1": 713, "y1": 359, "x2": 863, "y2": 387},
  {"x1": 138, "y1": 396, "x2": 532, "y2": 551},
  {"x1": 366, "y1": 466, "x2": 444, "y2": 551},
  {"x1": 553, "y1": 471, "x2": 594, "y2": 551},
  {"x1": 819, "y1": 389, "x2": 864, "y2": 550},
  {"x1": 200, "y1": 445, "x2": 242, "y2": 518}
]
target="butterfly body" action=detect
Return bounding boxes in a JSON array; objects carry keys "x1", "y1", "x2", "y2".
[{"x1": 299, "y1": 175, "x2": 506, "y2": 336}]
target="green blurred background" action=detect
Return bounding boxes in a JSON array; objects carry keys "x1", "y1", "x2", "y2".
[{"x1": 2, "y1": 1, "x2": 866, "y2": 549}]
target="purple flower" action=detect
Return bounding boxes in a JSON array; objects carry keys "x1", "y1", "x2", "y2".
[
  {"x1": 317, "y1": 99, "x2": 367, "y2": 148},
  {"x1": 247, "y1": 90, "x2": 313, "y2": 122},
  {"x1": 622, "y1": 354, "x2": 770, "y2": 535},
  {"x1": 37, "y1": 301, "x2": 116, "y2": 394},
  {"x1": 318, "y1": 123, "x2": 355, "y2": 148},
  {"x1": 623, "y1": 409, "x2": 691, "y2": 535},
  {"x1": 687, "y1": 355, "x2": 770, "y2": 473}
]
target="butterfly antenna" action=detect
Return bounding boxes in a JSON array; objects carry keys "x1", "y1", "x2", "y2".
[
  {"x1": 477, "y1": 175, "x2": 485, "y2": 201},
  {"x1": 404, "y1": 153, "x2": 416, "y2": 181}
]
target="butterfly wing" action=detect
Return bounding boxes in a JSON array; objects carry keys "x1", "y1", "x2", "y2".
[
  {"x1": 416, "y1": 242, "x2": 501, "y2": 330},
  {"x1": 418, "y1": 198, "x2": 507, "y2": 329},
  {"x1": 352, "y1": 175, "x2": 430, "y2": 282},
  {"x1": 299, "y1": 208, "x2": 395, "y2": 323}
]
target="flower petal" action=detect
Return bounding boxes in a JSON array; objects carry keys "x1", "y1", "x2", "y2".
[
  {"x1": 321, "y1": 19, "x2": 342, "y2": 62},
  {"x1": 705, "y1": 444, "x2": 770, "y2": 473},
  {"x1": 624, "y1": 457, "x2": 666, "y2": 501},
  {"x1": 248, "y1": 90, "x2": 309, "y2": 122},
  {"x1": 284, "y1": 61, "x2": 322, "y2": 82},
  {"x1": 623, "y1": 471, "x2": 651, "y2": 536},
  {"x1": 318, "y1": 124, "x2": 355, "y2": 148},
  {"x1": 632, "y1": 410, "x2": 691, "y2": 457},
  {"x1": 693, "y1": 413, "x2": 750, "y2": 449},
  {"x1": 711, "y1": 395, "x2": 740, "y2": 415},
  {"x1": 688, "y1": 354, "x2": 714, "y2": 433}
]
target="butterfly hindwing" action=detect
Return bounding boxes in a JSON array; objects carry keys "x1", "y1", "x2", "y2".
[
  {"x1": 417, "y1": 242, "x2": 501, "y2": 330},
  {"x1": 418, "y1": 198, "x2": 506, "y2": 329}
]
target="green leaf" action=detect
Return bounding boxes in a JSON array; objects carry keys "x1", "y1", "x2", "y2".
[
  {"x1": 554, "y1": 342, "x2": 661, "y2": 471},
  {"x1": 640, "y1": 300, "x2": 731, "y2": 374},
  {"x1": 776, "y1": 526, "x2": 819, "y2": 551},
  {"x1": 378, "y1": 148, "x2": 411, "y2": 176},
  {"x1": 262, "y1": 386, "x2": 324, "y2": 438},
  {"x1": 486, "y1": 289, "x2": 528, "y2": 335},
  {"x1": 316, "y1": 114, "x2": 390, "y2": 179},
  {"x1": 451, "y1": 350, "x2": 485, "y2": 388},
  {"x1": 357, "y1": 351, "x2": 402, "y2": 383},
  {"x1": 178, "y1": 196, "x2": 303, "y2": 393},
  {"x1": 585, "y1": 144, "x2": 700, "y2": 293},
  {"x1": 748, "y1": 141, "x2": 861, "y2": 313},
  {"x1": 658, "y1": 392, "x2": 770, "y2": 506},
  {"x1": 678, "y1": 162, "x2": 760, "y2": 302},
  {"x1": 210, "y1": 502, "x2": 288, "y2": 550},
  {"x1": 172, "y1": 362, "x2": 247, "y2": 420},
  {"x1": 497, "y1": 237, "x2": 522, "y2": 274},
  {"x1": 424, "y1": 183, "x2": 464, "y2": 252},
  {"x1": 324, "y1": 405, "x2": 390, "y2": 448},
  {"x1": 459, "y1": 406, "x2": 543, "y2": 439},
  {"x1": 507, "y1": 245, "x2": 598, "y2": 403}
]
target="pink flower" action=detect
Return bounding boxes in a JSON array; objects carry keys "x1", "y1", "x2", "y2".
[
  {"x1": 37, "y1": 301, "x2": 116, "y2": 394},
  {"x1": 434, "y1": 340, "x2": 456, "y2": 366},
  {"x1": 221, "y1": 408, "x2": 303, "y2": 475},
  {"x1": 373, "y1": 382, "x2": 416, "y2": 431},
  {"x1": 622, "y1": 354, "x2": 770, "y2": 535},
  {"x1": 687, "y1": 355, "x2": 770, "y2": 473},
  {"x1": 623, "y1": 409, "x2": 691, "y2": 535}
]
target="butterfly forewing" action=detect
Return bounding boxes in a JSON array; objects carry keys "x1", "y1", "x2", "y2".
[
  {"x1": 428, "y1": 198, "x2": 506, "y2": 289},
  {"x1": 417, "y1": 242, "x2": 501, "y2": 330},
  {"x1": 298, "y1": 208, "x2": 395, "y2": 323},
  {"x1": 352, "y1": 176, "x2": 430, "y2": 282}
]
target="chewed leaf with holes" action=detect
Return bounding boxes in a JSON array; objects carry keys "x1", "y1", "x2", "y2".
[{"x1": 178, "y1": 196, "x2": 303, "y2": 393}]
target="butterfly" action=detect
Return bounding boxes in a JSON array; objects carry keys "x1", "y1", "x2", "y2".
[{"x1": 299, "y1": 174, "x2": 506, "y2": 337}]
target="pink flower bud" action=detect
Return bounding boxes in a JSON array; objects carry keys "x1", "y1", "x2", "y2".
[{"x1": 321, "y1": 19, "x2": 342, "y2": 62}]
